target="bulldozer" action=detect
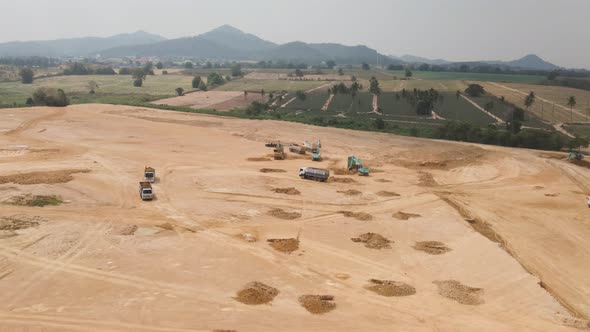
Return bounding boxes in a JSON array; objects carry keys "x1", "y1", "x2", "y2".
[
  {"x1": 274, "y1": 143, "x2": 286, "y2": 160},
  {"x1": 348, "y1": 156, "x2": 370, "y2": 176},
  {"x1": 568, "y1": 151, "x2": 584, "y2": 162}
]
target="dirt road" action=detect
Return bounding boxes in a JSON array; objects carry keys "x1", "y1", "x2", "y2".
[{"x1": 0, "y1": 104, "x2": 588, "y2": 331}]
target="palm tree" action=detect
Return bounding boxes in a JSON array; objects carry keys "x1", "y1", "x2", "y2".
[
  {"x1": 567, "y1": 96, "x2": 576, "y2": 122},
  {"x1": 524, "y1": 92, "x2": 536, "y2": 121}
]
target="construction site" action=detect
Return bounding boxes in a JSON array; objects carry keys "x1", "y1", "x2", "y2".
[{"x1": 0, "y1": 104, "x2": 590, "y2": 331}]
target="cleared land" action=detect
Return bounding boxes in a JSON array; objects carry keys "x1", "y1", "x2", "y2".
[
  {"x1": 151, "y1": 91, "x2": 268, "y2": 111},
  {"x1": 0, "y1": 104, "x2": 588, "y2": 331},
  {"x1": 481, "y1": 82, "x2": 590, "y2": 124},
  {"x1": 215, "y1": 78, "x2": 327, "y2": 92}
]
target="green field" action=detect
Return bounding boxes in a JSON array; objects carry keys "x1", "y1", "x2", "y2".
[
  {"x1": 468, "y1": 94, "x2": 553, "y2": 130},
  {"x1": 284, "y1": 93, "x2": 329, "y2": 111},
  {"x1": 564, "y1": 124, "x2": 590, "y2": 139},
  {"x1": 0, "y1": 74, "x2": 192, "y2": 105},
  {"x1": 327, "y1": 92, "x2": 373, "y2": 114}
]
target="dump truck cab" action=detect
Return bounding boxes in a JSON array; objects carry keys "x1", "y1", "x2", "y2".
[
  {"x1": 139, "y1": 182, "x2": 154, "y2": 201},
  {"x1": 274, "y1": 144, "x2": 286, "y2": 160},
  {"x1": 144, "y1": 167, "x2": 155, "y2": 183}
]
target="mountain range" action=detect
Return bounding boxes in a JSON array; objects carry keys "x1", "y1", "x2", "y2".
[{"x1": 0, "y1": 25, "x2": 562, "y2": 70}]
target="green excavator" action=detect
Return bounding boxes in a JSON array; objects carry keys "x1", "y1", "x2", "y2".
[
  {"x1": 312, "y1": 147, "x2": 322, "y2": 161},
  {"x1": 568, "y1": 151, "x2": 584, "y2": 161},
  {"x1": 348, "y1": 156, "x2": 370, "y2": 176}
]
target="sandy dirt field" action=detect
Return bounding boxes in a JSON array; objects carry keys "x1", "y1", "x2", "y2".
[
  {"x1": 152, "y1": 91, "x2": 243, "y2": 109},
  {"x1": 0, "y1": 104, "x2": 589, "y2": 331}
]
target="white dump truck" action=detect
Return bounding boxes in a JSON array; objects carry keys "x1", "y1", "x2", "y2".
[
  {"x1": 299, "y1": 167, "x2": 330, "y2": 182},
  {"x1": 144, "y1": 167, "x2": 155, "y2": 183},
  {"x1": 139, "y1": 182, "x2": 154, "y2": 201},
  {"x1": 587, "y1": 196, "x2": 590, "y2": 208}
]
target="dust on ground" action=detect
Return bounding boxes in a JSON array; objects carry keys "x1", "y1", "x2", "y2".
[
  {"x1": 267, "y1": 238, "x2": 299, "y2": 253},
  {"x1": 338, "y1": 211, "x2": 373, "y2": 221},
  {"x1": 4, "y1": 194, "x2": 63, "y2": 207},
  {"x1": 392, "y1": 211, "x2": 422, "y2": 221},
  {"x1": 366, "y1": 279, "x2": 416, "y2": 297},
  {"x1": 418, "y1": 172, "x2": 438, "y2": 187},
  {"x1": 234, "y1": 282, "x2": 279, "y2": 305},
  {"x1": 298, "y1": 295, "x2": 336, "y2": 314},
  {"x1": 331, "y1": 177, "x2": 358, "y2": 184},
  {"x1": 331, "y1": 168, "x2": 357, "y2": 176},
  {"x1": 0, "y1": 169, "x2": 90, "y2": 185},
  {"x1": 267, "y1": 208, "x2": 302, "y2": 220},
  {"x1": 433, "y1": 280, "x2": 485, "y2": 305},
  {"x1": 0, "y1": 215, "x2": 45, "y2": 231},
  {"x1": 376, "y1": 191, "x2": 400, "y2": 197},
  {"x1": 351, "y1": 233, "x2": 392, "y2": 249},
  {"x1": 272, "y1": 187, "x2": 301, "y2": 195},
  {"x1": 108, "y1": 224, "x2": 138, "y2": 236},
  {"x1": 337, "y1": 189, "x2": 362, "y2": 196},
  {"x1": 260, "y1": 168, "x2": 286, "y2": 173},
  {"x1": 413, "y1": 241, "x2": 451, "y2": 255}
]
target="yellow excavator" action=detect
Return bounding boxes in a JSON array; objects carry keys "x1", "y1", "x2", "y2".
[{"x1": 274, "y1": 143, "x2": 286, "y2": 160}]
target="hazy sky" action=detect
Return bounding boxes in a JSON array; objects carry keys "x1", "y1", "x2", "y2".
[{"x1": 2, "y1": 0, "x2": 589, "y2": 68}]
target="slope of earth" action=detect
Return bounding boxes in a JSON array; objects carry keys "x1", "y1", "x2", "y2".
[{"x1": 0, "y1": 104, "x2": 588, "y2": 331}]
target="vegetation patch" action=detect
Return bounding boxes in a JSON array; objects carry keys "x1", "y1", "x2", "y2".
[
  {"x1": 298, "y1": 295, "x2": 336, "y2": 314},
  {"x1": 5, "y1": 194, "x2": 63, "y2": 207},
  {"x1": 338, "y1": 211, "x2": 373, "y2": 221},
  {"x1": 366, "y1": 279, "x2": 416, "y2": 297},
  {"x1": 267, "y1": 238, "x2": 299, "y2": 253},
  {"x1": 351, "y1": 233, "x2": 392, "y2": 249},
  {"x1": 433, "y1": 280, "x2": 484, "y2": 305},
  {"x1": 0, "y1": 215, "x2": 45, "y2": 230},
  {"x1": 234, "y1": 282, "x2": 279, "y2": 305}
]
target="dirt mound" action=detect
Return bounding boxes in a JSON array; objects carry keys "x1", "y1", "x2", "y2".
[
  {"x1": 351, "y1": 233, "x2": 392, "y2": 249},
  {"x1": 267, "y1": 238, "x2": 299, "y2": 253},
  {"x1": 376, "y1": 191, "x2": 400, "y2": 197},
  {"x1": 533, "y1": 186, "x2": 545, "y2": 190},
  {"x1": 0, "y1": 215, "x2": 44, "y2": 231},
  {"x1": 338, "y1": 211, "x2": 373, "y2": 221},
  {"x1": 545, "y1": 193, "x2": 559, "y2": 197},
  {"x1": 4, "y1": 194, "x2": 63, "y2": 207},
  {"x1": 298, "y1": 295, "x2": 336, "y2": 314},
  {"x1": 157, "y1": 222, "x2": 175, "y2": 230},
  {"x1": 234, "y1": 282, "x2": 279, "y2": 305},
  {"x1": 332, "y1": 168, "x2": 356, "y2": 176},
  {"x1": 272, "y1": 187, "x2": 301, "y2": 195},
  {"x1": 433, "y1": 280, "x2": 484, "y2": 305},
  {"x1": 338, "y1": 189, "x2": 362, "y2": 196},
  {"x1": 267, "y1": 208, "x2": 302, "y2": 220},
  {"x1": 0, "y1": 169, "x2": 90, "y2": 185},
  {"x1": 375, "y1": 179, "x2": 392, "y2": 183},
  {"x1": 392, "y1": 211, "x2": 422, "y2": 221},
  {"x1": 247, "y1": 157, "x2": 271, "y2": 162},
  {"x1": 260, "y1": 168, "x2": 287, "y2": 173},
  {"x1": 331, "y1": 177, "x2": 358, "y2": 184},
  {"x1": 413, "y1": 241, "x2": 451, "y2": 255},
  {"x1": 570, "y1": 159, "x2": 590, "y2": 170},
  {"x1": 366, "y1": 279, "x2": 416, "y2": 297}
]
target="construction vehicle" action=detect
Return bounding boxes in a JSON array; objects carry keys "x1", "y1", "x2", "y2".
[
  {"x1": 265, "y1": 141, "x2": 279, "y2": 148},
  {"x1": 587, "y1": 196, "x2": 590, "y2": 208},
  {"x1": 139, "y1": 182, "x2": 154, "y2": 201},
  {"x1": 303, "y1": 139, "x2": 321, "y2": 152},
  {"x1": 348, "y1": 156, "x2": 370, "y2": 176},
  {"x1": 311, "y1": 147, "x2": 322, "y2": 161},
  {"x1": 568, "y1": 151, "x2": 584, "y2": 161},
  {"x1": 274, "y1": 143, "x2": 286, "y2": 160},
  {"x1": 299, "y1": 167, "x2": 330, "y2": 182},
  {"x1": 144, "y1": 167, "x2": 155, "y2": 183},
  {"x1": 289, "y1": 144, "x2": 306, "y2": 155}
]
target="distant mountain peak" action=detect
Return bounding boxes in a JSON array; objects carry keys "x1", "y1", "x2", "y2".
[
  {"x1": 210, "y1": 24, "x2": 244, "y2": 33},
  {"x1": 507, "y1": 54, "x2": 558, "y2": 70}
]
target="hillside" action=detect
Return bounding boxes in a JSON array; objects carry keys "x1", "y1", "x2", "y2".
[{"x1": 0, "y1": 31, "x2": 166, "y2": 57}]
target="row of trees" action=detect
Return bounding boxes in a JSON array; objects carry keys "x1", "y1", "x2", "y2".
[{"x1": 62, "y1": 62, "x2": 116, "y2": 76}]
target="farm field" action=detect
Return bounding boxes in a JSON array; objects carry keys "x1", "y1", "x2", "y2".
[
  {"x1": 378, "y1": 79, "x2": 467, "y2": 92},
  {"x1": 216, "y1": 78, "x2": 328, "y2": 92},
  {"x1": 384, "y1": 70, "x2": 546, "y2": 84},
  {"x1": 0, "y1": 74, "x2": 194, "y2": 104},
  {"x1": 481, "y1": 82, "x2": 590, "y2": 124},
  {"x1": 283, "y1": 92, "x2": 329, "y2": 111},
  {"x1": 0, "y1": 105, "x2": 588, "y2": 331},
  {"x1": 564, "y1": 123, "x2": 590, "y2": 139},
  {"x1": 468, "y1": 94, "x2": 554, "y2": 130}
]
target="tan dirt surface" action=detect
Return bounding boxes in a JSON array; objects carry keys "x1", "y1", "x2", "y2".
[
  {"x1": 337, "y1": 189, "x2": 362, "y2": 196},
  {"x1": 392, "y1": 211, "x2": 422, "y2": 220},
  {"x1": 351, "y1": 233, "x2": 392, "y2": 249},
  {"x1": 152, "y1": 91, "x2": 243, "y2": 109},
  {"x1": 413, "y1": 241, "x2": 451, "y2": 255},
  {"x1": 0, "y1": 104, "x2": 587, "y2": 331},
  {"x1": 267, "y1": 238, "x2": 299, "y2": 253},
  {"x1": 267, "y1": 208, "x2": 302, "y2": 220},
  {"x1": 433, "y1": 280, "x2": 485, "y2": 305}
]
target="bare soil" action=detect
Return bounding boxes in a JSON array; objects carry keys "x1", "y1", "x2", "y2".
[
  {"x1": 392, "y1": 211, "x2": 422, "y2": 221},
  {"x1": 338, "y1": 211, "x2": 373, "y2": 221},
  {"x1": 298, "y1": 295, "x2": 336, "y2": 314},
  {"x1": 267, "y1": 238, "x2": 299, "y2": 253},
  {"x1": 267, "y1": 208, "x2": 302, "y2": 220},
  {"x1": 433, "y1": 280, "x2": 484, "y2": 305},
  {"x1": 0, "y1": 169, "x2": 90, "y2": 185},
  {"x1": 366, "y1": 279, "x2": 416, "y2": 297},
  {"x1": 413, "y1": 241, "x2": 451, "y2": 255},
  {"x1": 4, "y1": 194, "x2": 63, "y2": 207},
  {"x1": 260, "y1": 168, "x2": 287, "y2": 173},
  {"x1": 247, "y1": 157, "x2": 271, "y2": 162},
  {"x1": 331, "y1": 177, "x2": 358, "y2": 184},
  {"x1": 376, "y1": 191, "x2": 400, "y2": 197},
  {"x1": 337, "y1": 189, "x2": 362, "y2": 196},
  {"x1": 234, "y1": 282, "x2": 279, "y2": 305},
  {"x1": 272, "y1": 187, "x2": 301, "y2": 195},
  {"x1": 351, "y1": 233, "x2": 392, "y2": 249},
  {"x1": 0, "y1": 215, "x2": 44, "y2": 231}
]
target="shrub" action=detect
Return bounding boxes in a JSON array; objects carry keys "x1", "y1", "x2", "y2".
[
  {"x1": 32, "y1": 87, "x2": 69, "y2": 107},
  {"x1": 133, "y1": 79, "x2": 143, "y2": 87},
  {"x1": 19, "y1": 68, "x2": 34, "y2": 84}
]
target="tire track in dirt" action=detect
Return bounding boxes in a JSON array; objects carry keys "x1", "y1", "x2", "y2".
[
  {"x1": 0, "y1": 243, "x2": 217, "y2": 301},
  {"x1": 0, "y1": 312, "x2": 209, "y2": 332},
  {"x1": 6, "y1": 108, "x2": 66, "y2": 137}
]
